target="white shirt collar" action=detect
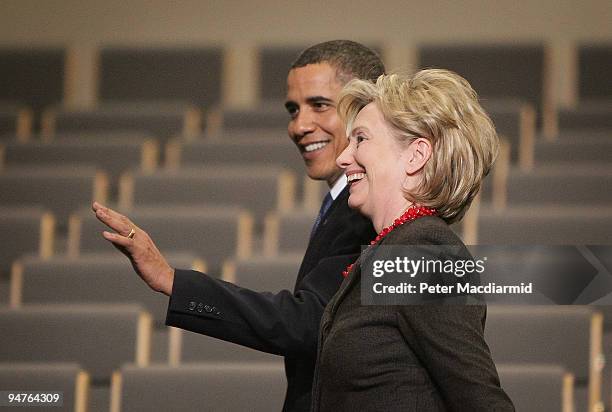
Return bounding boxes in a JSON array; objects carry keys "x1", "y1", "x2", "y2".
[{"x1": 328, "y1": 174, "x2": 347, "y2": 200}]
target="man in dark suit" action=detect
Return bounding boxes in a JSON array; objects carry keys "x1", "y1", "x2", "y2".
[{"x1": 93, "y1": 40, "x2": 383, "y2": 411}]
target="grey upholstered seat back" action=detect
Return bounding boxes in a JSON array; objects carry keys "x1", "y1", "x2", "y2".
[
  {"x1": 0, "y1": 363, "x2": 89, "y2": 412},
  {"x1": 114, "y1": 363, "x2": 286, "y2": 412},
  {"x1": 0, "y1": 304, "x2": 150, "y2": 381},
  {"x1": 497, "y1": 364, "x2": 573, "y2": 412},
  {"x1": 12, "y1": 253, "x2": 202, "y2": 325}
]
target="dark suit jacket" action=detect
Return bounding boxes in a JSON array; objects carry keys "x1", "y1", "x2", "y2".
[
  {"x1": 312, "y1": 216, "x2": 514, "y2": 412},
  {"x1": 166, "y1": 187, "x2": 376, "y2": 412}
]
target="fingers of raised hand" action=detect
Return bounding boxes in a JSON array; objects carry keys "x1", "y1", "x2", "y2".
[
  {"x1": 103, "y1": 230, "x2": 135, "y2": 251},
  {"x1": 93, "y1": 202, "x2": 137, "y2": 237}
]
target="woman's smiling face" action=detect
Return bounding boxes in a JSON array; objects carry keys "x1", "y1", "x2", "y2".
[{"x1": 336, "y1": 102, "x2": 413, "y2": 229}]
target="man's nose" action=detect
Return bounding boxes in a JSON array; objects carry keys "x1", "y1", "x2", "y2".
[{"x1": 292, "y1": 110, "x2": 316, "y2": 136}]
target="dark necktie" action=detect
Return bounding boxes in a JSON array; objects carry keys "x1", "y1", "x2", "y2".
[{"x1": 310, "y1": 192, "x2": 333, "y2": 239}]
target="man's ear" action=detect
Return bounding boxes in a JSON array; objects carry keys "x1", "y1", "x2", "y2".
[{"x1": 404, "y1": 138, "x2": 432, "y2": 175}]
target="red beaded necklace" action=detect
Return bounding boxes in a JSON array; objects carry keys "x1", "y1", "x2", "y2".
[{"x1": 342, "y1": 205, "x2": 437, "y2": 278}]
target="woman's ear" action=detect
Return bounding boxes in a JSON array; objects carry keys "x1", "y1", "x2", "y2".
[{"x1": 404, "y1": 137, "x2": 432, "y2": 175}]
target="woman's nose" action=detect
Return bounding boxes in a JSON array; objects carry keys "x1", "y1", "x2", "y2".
[{"x1": 336, "y1": 143, "x2": 354, "y2": 169}]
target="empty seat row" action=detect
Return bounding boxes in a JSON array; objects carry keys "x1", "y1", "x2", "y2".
[
  {"x1": 486, "y1": 306, "x2": 603, "y2": 412},
  {"x1": 0, "y1": 305, "x2": 603, "y2": 411},
  {"x1": 1, "y1": 136, "x2": 158, "y2": 184},
  {"x1": 0, "y1": 203, "x2": 299, "y2": 291},
  {"x1": 3, "y1": 44, "x2": 611, "y2": 138},
  {"x1": 0, "y1": 361, "x2": 285, "y2": 412},
  {"x1": 69, "y1": 206, "x2": 252, "y2": 273},
  {"x1": 0, "y1": 103, "x2": 32, "y2": 141},
  {"x1": 0, "y1": 163, "x2": 298, "y2": 230},
  {"x1": 265, "y1": 204, "x2": 612, "y2": 255},
  {"x1": 0, "y1": 207, "x2": 54, "y2": 278},
  {"x1": 118, "y1": 166, "x2": 296, "y2": 222},
  {"x1": 0, "y1": 47, "x2": 222, "y2": 112},
  {"x1": 496, "y1": 364, "x2": 574, "y2": 412},
  {"x1": 0, "y1": 361, "x2": 576, "y2": 412},
  {"x1": 9, "y1": 252, "x2": 300, "y2": 320},
  {"x1": 9, "y1": 253, "x2": 205, "y2": 326},
  {"x1": 111, "y1": 363, "x2": 285, "y2": 412},
  {"x1": 0, "y1": 363, "x2": 88, "y2": 412},
  {"x1": 0, "y1": 360, "x2": 577, "y2": 412},
  {"x1": 42, "y1": 102, "x2": 202, "y2": 144},
  {"x1": 0, "y1": 166, "x2": 108, "y2": 225},
  {"x1": 0, "y1": 305, "x2": 151, "y2": 381}
]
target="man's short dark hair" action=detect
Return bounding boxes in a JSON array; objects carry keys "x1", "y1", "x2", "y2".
[{"x1": 291, "y1": 40, "x2": 385, "y2": 84}]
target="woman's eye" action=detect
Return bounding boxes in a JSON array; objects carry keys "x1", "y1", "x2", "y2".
[{"x1": 356, "y1": 135, "x2": 366, "y2": 143}]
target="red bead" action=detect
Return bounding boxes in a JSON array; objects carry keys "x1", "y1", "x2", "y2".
[{"x1": 342, "y1": 205, "x2": 437, "y2": 277}]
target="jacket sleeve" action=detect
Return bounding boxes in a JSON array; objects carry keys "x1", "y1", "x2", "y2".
[{"x1": 165, "y1": 252, "x2": 357, "y2": 357}]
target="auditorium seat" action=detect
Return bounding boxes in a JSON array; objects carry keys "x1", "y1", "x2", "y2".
[
  {"x1": 169, "y1": 328, "x2": 282, "y2": 364},
  {"x1": 482, "y1": 99, "x2": 536, "y2": 165},
  {"x1": 498, "y1": 164, "x2": 612, "y2": 208},
  {"x1": 3, "y1": 136, "x2": 159, "y2": 186},
  {"x1": 0, "y1": 103, "x2": 32, "y2": 141},
  {"x1": 0, "y1": 363, "x2": 89, "y2": 412},
  {"x1": 165, "y1": 136, "x2": 302, "y2": 175},
  {"x1": 264, "y1": 209, "x2": 316, "y2": 256},
  {"x1": 533, "y1": 136, "x2": 612, "y2": 166},
  {"x1": 0, "y1": 304, "x2": 151, "y2": 381},
  {"x1": 553, "y1": 130, "x2": 611, "y2": 143},
  {"x1": 0, "y1": 207, "x2": 54, "y2": 278},
  {"x1": 485, "y1": 305, "x2": 603, "y2": 412},
  {"x1": 110, "y1": 363, "x2": 285, "y2": 412},
  {"x1": 68, "y1": 206, "x2": 253, "y2": 273},
  {"x1": 558, "y1": 101, "x2": 612, "y2": 131},
  {"x1": 198, "y1": 128, "x2": 290, "y2": 142},
  {"x1": 474, "y1": 205, "x2": 612, "y2": 244},
  {"x1": 417, "y1": 44, "x2": 546, "y2": 119},
  {"x1": 0, "y1": 166, "x2": 108, "y2": 226},
  {"x1": 206, "y1": 105, "x2": 288, "y2": 136},
  {"x1": 302, "y1": 176, "x2": 328, "y2": 212},
  {"x1": 10, "y1": 253, "x2": 204, "y2": 326},
  {"x1": 259, "y1": 46, "x2": 306, "y2": 101},
  {"x1": 222, "y1": 253, "x2": 302, "y2": 292},
  {"x1": 41, "y1": 102, "x2": 202, "y2": 142},
  {"x1": 99, "y1": 47, "x2": 223, "y2": 107},
  {"x1": 579, "y1": 44, "x2": 612, "y2": 101},
  {"x1": 119, "y1": 166, "x2": 296, "y2": 222},
  {"x1": 497, "y1": 364, "x2": 574, "y2": 412},
  {"x1": 0, "y1": 48, "x2": 65, "y2": 113}
]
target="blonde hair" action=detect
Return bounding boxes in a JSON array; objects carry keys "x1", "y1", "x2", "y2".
[{"x1": 338, "y1": 69, "x2": 498, "y2": 224}]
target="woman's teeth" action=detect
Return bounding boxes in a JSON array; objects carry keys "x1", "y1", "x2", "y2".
[{"x1": 347, "y1": 173, "x2": 366, "y2": 183}]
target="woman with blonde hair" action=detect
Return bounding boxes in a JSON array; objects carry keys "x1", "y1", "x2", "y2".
[{"x1": 312, "y1": 69, "x2": 514, "y2": 411}]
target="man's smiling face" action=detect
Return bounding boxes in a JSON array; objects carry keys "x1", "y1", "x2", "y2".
[{"x1": 285, "y1": 63, "x2": 348, "y2": 186}]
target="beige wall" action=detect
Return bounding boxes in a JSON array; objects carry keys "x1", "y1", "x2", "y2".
[
  {"x1": 2, "y1": 0, "x2": 611, "y2": 45},
  {"x1": 2, "y1": 0, "x2": 611, "y2": 107}
]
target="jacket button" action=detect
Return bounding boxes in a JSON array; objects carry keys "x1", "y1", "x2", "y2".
[
  {"x1": 196, "y1": 303, "x2": 204, "y2": 313},
  {"x1": 188, "y1": 301, "x2": 196, "y2": 311}
]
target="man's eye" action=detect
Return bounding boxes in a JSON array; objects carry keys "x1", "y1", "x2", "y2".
[
  {"x1": 313, "y1": 102, "x2": 330, "y2": 110},
  {"x1": 356, "y1": 135, "x2": 366, "y2": 143},
  {"x1": 286, "y1": 107, "x2": 298, "y2": 119}
]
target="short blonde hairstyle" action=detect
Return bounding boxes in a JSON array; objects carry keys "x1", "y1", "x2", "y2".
[{"x1": 338, "y1": 69, "x2": 498, "y2": 224}]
